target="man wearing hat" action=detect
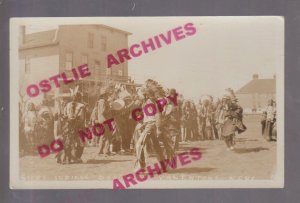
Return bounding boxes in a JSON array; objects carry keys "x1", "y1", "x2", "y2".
[{"x1": 90, "y1": 85, "x2": 114, "y2": 156}]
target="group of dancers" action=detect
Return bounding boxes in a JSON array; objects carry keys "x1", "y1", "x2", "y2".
[{"x1": 21, "y1": 79, "x2": 248, "y2": 167}]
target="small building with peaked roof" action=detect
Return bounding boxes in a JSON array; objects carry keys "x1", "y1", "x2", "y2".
[{"x1": 235, "y1": 74, "x2": 276, "y2": 113}]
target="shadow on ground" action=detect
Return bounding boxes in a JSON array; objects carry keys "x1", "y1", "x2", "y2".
[
  {"x1": 235, "y1": 138, "x2": 259, "y2": 142},
  {"x1": 234, "y1": 147, "x2": 269, "y2": 154},
  {"x1": 167, "y1": 167, "x2": 215, "y2": 174},
  {"x1": 148, "y1": 147, "x2": 208, "y2": 158},
  {"x1": 85, "y1": 159, "x2": 132, "y2": 164},
  {"x1": 177, "y1": 147, "x2": 208, "y2": 153}
]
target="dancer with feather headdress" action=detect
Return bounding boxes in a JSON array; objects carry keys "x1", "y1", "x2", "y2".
[
  {"x1": 58, "y1": 86, "x2": 87, "y2": 164},
  {"x1": 219, "y1": 88, "x2": 247, "y2": 150}
]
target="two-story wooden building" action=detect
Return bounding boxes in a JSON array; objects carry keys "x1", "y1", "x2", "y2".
[{"x1": 19, "y1": 24, "x2": 132, "y2": 106}]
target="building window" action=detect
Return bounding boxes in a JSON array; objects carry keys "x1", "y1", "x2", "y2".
[
  {"x1": 81, "y1": 55, "x2": 88, "y2": 64},
  {"x1": 65, "y1": 52, "x2": 73, "y2": 70},
  {"x1": 88, "y1": 33, "x2": 94, "y2": 48},
  {"x1": 95, "y1": 60, "x2": 101, "y2": 76},
  {"x1": 118, "y1": 70, "x2": 123, "y2": 76},
  {"x1": 25, "y1": 56, "x2": 30, "y2": 73},
  {"x1": 101, "y1": 35, "x2": 107, "y2": 51}
]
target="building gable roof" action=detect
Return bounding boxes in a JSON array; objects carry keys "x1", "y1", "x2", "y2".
[
  {"x1": 20, "y1": 29, "x2": 59, "y2": 50},
  {"x1": 19, "y1": 24, "x2": 131, "y2": 50},
  {"x1": 236, "y1": 79, "x2": 276, "y2": 94}
]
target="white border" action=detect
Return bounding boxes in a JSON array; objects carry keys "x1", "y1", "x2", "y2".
[{"x1": 9, "y1": 17, "x2": 284, "y2": 189}]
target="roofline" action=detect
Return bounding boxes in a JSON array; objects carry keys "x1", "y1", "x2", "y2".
[
  {"x1": 25, "y1": 29, "x2": 57, "y2": 36},
  {"x1": 235, "y1": 78, "x2": 276, "y2": 94},
  {"x1": 19, "y1": 42, "x2": 59, "y2": 50},
  {"x1": 58, "y1": 24, "x2": 132, "y2": 35},
  {"x1": 96, "y1": 24, "x2": 132, "y2": 35},
  {"x1": 19, "y1": 24, "x2": 131, "y2": 50}
]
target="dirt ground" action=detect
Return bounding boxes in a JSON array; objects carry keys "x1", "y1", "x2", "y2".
[{"x1": 19, "y1": 114, "x2": 277, "y2": 182}]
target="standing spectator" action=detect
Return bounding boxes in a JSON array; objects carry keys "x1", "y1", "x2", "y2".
[
  {"x1": 263, "y1": 99, "x2": 276, "y2": 141},
  {"x1": 23, "y1": 102, "x2": 38, "y2": 154},
  {"x1": 181, "y1": 100, "x2": 193, "y2": 142},
  {"x1": 119, "y1": 95, "x2": 136, "y2": 152},
  {"x1": 272, "y1": 119, "x2": 277, "y2": 141},
  {"x1": 199, "y1": 98, "x2": 211, "y2": 140},
  {"x1": 37, "y1": 99, "x2": 54, "y2": 146},
  {"x1": 261, "y1": 111, "x2": 267, "y2": 136},
  {"x1": 196, "y1": 100, "x2": 204, "y2": 140},
  {"x1": 205, "y1": 102, "x2": 214, "y2": 140},
  {"x1": 211, "y1": 100, "x2": 219, "y2": 140},
  {"x1": 190, "y1": 101, "x2": 200, "y2": 140},
  {"x1": 90, "y1": 86, "x2": 114, "y2": 156}
]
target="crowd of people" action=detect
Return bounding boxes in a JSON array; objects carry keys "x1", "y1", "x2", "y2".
[{"x1": 20, "y1": 79, "x2": 250, "y2": 168}]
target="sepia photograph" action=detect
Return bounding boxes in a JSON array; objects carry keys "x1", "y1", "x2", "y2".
[{"x1": 9, "y1": 17, "x2": 284, "y2": 189}]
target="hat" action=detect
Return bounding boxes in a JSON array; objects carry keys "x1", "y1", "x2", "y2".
[
  {"x1": 169, "y1": 88, "x2": 177, "y2": 95},
  {"x1": 99, "y1": 85, "x2": 111, "y2": 96}
]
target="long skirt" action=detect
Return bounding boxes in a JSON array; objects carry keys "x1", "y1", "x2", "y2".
[
  {"x1": 134, "y1": 122, "x2": 164, "y2": 169},
  {"x1": 222, "y1": 119, "x2": 237, "y2": 148},
  {"x1": 263, "y1": 121, "x2": 274, "y2": 141},
  {"x1": 272, "y1": 121, "x2": 277, "y2": 141}
]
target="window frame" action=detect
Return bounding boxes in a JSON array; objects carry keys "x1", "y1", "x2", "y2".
[{"x1": 65, "y1": 52, "x2": 73, "y2": 70}]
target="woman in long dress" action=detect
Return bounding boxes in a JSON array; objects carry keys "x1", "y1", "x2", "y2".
[{"x1": 263, "y1": 99, "x2": 276, "y2": 141}]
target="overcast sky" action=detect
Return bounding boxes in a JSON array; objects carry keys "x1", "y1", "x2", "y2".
[{"x1": 26, "y1": 17, "x2": 283, "y2": 100}]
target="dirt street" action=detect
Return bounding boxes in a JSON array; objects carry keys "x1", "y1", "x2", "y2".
[{"x1": 20, "y1": 114, "x2": 277, "y2": 182}]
